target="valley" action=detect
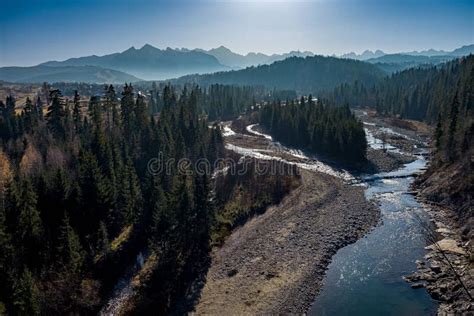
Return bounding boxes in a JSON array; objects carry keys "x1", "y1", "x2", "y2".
[{"x1": 1, "y1": 2, "x2": 473, "y2": 313}]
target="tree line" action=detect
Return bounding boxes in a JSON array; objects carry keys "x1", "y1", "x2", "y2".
[
  {"x1": 51, "y1": 81, "x2": 296, "y2": 122},
  {"x1": 259, "y1": 97, "x2": 367, "y2": 164}
]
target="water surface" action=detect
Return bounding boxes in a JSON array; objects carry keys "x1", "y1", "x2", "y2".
[{"x1": 309, "y1": 127, "x2": 438, "y2": 315}]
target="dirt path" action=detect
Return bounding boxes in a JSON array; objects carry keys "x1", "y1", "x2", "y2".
[{"x1": 193, "y1": 170, "x2": 379, "y2": 314}]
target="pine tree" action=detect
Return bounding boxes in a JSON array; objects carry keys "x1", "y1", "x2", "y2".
[
  {"x1": 35, "y1": 96, "x2": 43, "y2": 121},
  {"x1": 57, "y1": 213, "x2": 83, "y2": 273},
  {"x1": 22, "y1": 97, "x2": 37, "y2": 132},
  {"x1": 121, "y1": 84, "x2": 135, "y2": 139},
  {"x1": 96, "y1": 221, "x2": 110, "y2": 254},
  {"x1": 447, "y1": 94, "x2": 459, "y2": 161},
  {"x1": 12, "y1": 268, "x2": 40, "y2": 315},
  {"x1": 434, "y1": 112, "x2": 443, "y2": 150},
  {"x1": 0, "y1": 152, "x2": 13, "y2": 310},
  {"x1": 88, "y1": 96, "x2": 102, "y2": 129},
  {"x1": 13, "y1": 178, "x2": 43, "y2": 262},
  {"x1": 72, "y1": 90, "x2": 81, "y2": 132},
  {"x1": 192, "y1": 173, "x2": 210, "y2": 255},
  {"x1": 46, "y1": 89, "x2": 65, "y2": 139},
  {"x1": 149, "y1": 184, "x2": 168, "y2": 249},
  {"x1": 77, "y1": 151, "x2": 110, "y2": 235}
]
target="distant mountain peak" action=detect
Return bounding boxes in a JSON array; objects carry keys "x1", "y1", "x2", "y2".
[
  {"x1": 210, "y1": 45, "x2": 233, "y2": 53},
  {"x1": 123, "y1": 46, "x2": 137, "y2": 53},
  {"x1": 340, "y1": 49, "x2": 386, "y2": 60},
  {"x1": 140, "y1": 43, "x2": 159, "y2": 51}
]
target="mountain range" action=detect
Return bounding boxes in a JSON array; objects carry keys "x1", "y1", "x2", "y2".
[
  {"x1": 340, "y1": 44, "x2": 474, "y2": 60},
  {"x1": 195, "y1": 46, "x2": 314, "y2": 68},
  {"x1": 40, "y1": 44, "x2": 228, "y2": 80},
  {"x1": 40, "y1": 44, "x2": 315, "y2": 79},
  {"x1": 0, "y1": 44, "x2": 472, "y2": 84}
]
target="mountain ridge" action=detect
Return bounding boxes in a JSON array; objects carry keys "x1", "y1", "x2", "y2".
[
  {"x1": 340, "y1": 44, "x2": 474, "y2": 60},
  {"x1": 0, "y1": 65, "x2": 141, "y2": 84},
  {"x1": 41, "y1": 44, "x2": 229, "y2": 80}
]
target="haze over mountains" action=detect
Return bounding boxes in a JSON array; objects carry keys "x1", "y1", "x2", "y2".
[
  {"x1": 340, "y1": 44, "x2": 474, "y2": 60},
  {"x1": 40, "y1": 44, "x2": 315, "y2": 80},
  {"x1": 195, "y1": 46, "x2": 314, "y2": 69},
  {"x1": 40, "y1": 44, "x2": 228, "y2": 81},
  {"x1": 0, "y1": 44, "x2": 472, "y2": 84},
  {"x1": 0, "y1": 65, "x2": 140, "y2": 84},
  {"x1": 174, "y1": 55, "x2": 386, "y2": 94}
]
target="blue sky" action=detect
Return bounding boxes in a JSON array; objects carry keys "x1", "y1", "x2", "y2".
[{"x1": 0, "y1": 0, "x2": 473, "y2": 66}]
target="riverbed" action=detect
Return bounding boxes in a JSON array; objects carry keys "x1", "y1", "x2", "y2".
[{"x1": 309, "y1": 124, "x2": 438, "y2": 315}]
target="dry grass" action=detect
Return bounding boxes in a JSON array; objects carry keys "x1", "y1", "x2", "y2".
[{"x1": 111, "y1": 225, "x2": 133, "y2": 251}]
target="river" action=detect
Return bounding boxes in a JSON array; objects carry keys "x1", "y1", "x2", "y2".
[
  {"x1": 308, "y1": 124, "x2": 438, "y2": 315},
  {"x1": 102, "y1": 120, "x2": 439, "y2": 315}
]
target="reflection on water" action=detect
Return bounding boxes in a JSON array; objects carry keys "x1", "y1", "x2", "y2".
[{"x1": 309, "y1": 128, "x2": 438, "y2": 315}]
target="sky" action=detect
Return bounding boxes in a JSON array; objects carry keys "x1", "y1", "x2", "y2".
[{"x1": 0, "y1": 0, "x2": 473, "y2": 66}]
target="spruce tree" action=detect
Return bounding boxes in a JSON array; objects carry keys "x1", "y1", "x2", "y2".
[
  {"x1": 72, "y1": 90, "x2": 81, "y2": 132},
  {"x1": 96, "y1": 221, "x2": 110, "y2": 254},
  {"x1": 434, "y1": 113, "x2": 443, "y2": 151},
  {"x1": 12, "y1": 268, "x2": 40, "y2": 315},
  {"x1": 447, "y1": 94, "x2": 459, "y2": 161},
  {"x1": 46, "y1": 90, "x2": 65, "y2": 139},
  {"x1": 57, "y1": 213, "x2": 83, "y2": 273},
  {"x1": 13, "y1": 178, "x2": 43, "y2": 264}
]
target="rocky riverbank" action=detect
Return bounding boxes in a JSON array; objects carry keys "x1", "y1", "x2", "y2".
[
  {"x1": 189, "y1": 120, "x2": 383, "y2": 314},
  {"x1": 365, "y1": 147, "x2": 415, "y2": 173},
  {"x1": 361, "y1": 111, "x2": 474, "y2": 315},
  {"x1": 357, "y1": 110, "x2": 473, "y2": 314},
  {"x1": 403, "y1": 192, "x2": 474, "y2": 315},
  {"x1": 193, "y1": 170, "x2": 380, "y2": 314}
]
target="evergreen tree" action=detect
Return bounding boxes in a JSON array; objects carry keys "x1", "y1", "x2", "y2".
[
  {"x1": 96, "y1": 221, "x2": 110, "y2": 254},
  {"x1": 46, "y1": 89, "x2": 66, "y2": 138},
  {"x1": 57, "y1": 213, "x2": 83, "y2": 273},
  {"x1": 13, "y1": 178, "x2": 43, "y2": 265},
  {"x1": 434, "y1": 113, "x2": 443, "y2": 150},
  {"x1": 35, "y1": 96, "x2": 44, "y2": 121},
  {"x1": 72, "y1": 90, "x2": 81, "y2": 132},
  {"x1": 121, "y1": 84, "x2": 135, "y2": 139},
  {"x1": 12, "y1": 269, "x2": 40, "y2": 316},
  {"x1": 22, "y1": 97, "x2": 37, "y2": 132},
  {"x1": 447, "y1": 94, "x2": 459, "y2": 161}
]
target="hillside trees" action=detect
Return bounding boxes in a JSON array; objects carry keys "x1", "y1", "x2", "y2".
[{"x1": 0, "y1": 82, "x2": 224, "y2": 314}]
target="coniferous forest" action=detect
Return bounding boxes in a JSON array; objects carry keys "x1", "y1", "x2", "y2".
[
  {"x1": 324, "y1": 55, "x2": 473, "y2": 233},
  {"x1": 259, "y1": 97, "x2": 367, "y2": 163},
  {"x1": 0, "y1": 83, "x2": 227, "y2": 314},
  {"x1": 321, "y1": 56, "x2": 473, "y2": 124}
]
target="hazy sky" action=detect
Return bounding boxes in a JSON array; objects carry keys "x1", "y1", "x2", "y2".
[{"x1": 1, "y1": 0, "x2": 473, "y2": 66}]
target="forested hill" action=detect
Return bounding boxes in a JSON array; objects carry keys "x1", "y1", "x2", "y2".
[
  {"x1": 174, "y1": 55, "x2": 386, "y2": 94},
  {"x1": 321, "y1": 55, "x2": 473, "y2": 123}
]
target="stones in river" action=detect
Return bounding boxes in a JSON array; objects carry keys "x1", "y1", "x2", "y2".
[
  {"x1": 436, "y1": 227, "x2": 452, "y2": 235},
  {"x1": 424, "y1": 238, "x2": 466, "y2": 255},
  {"x1": 411, "y1": 283, "x2": 426, "y2": 289}
]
